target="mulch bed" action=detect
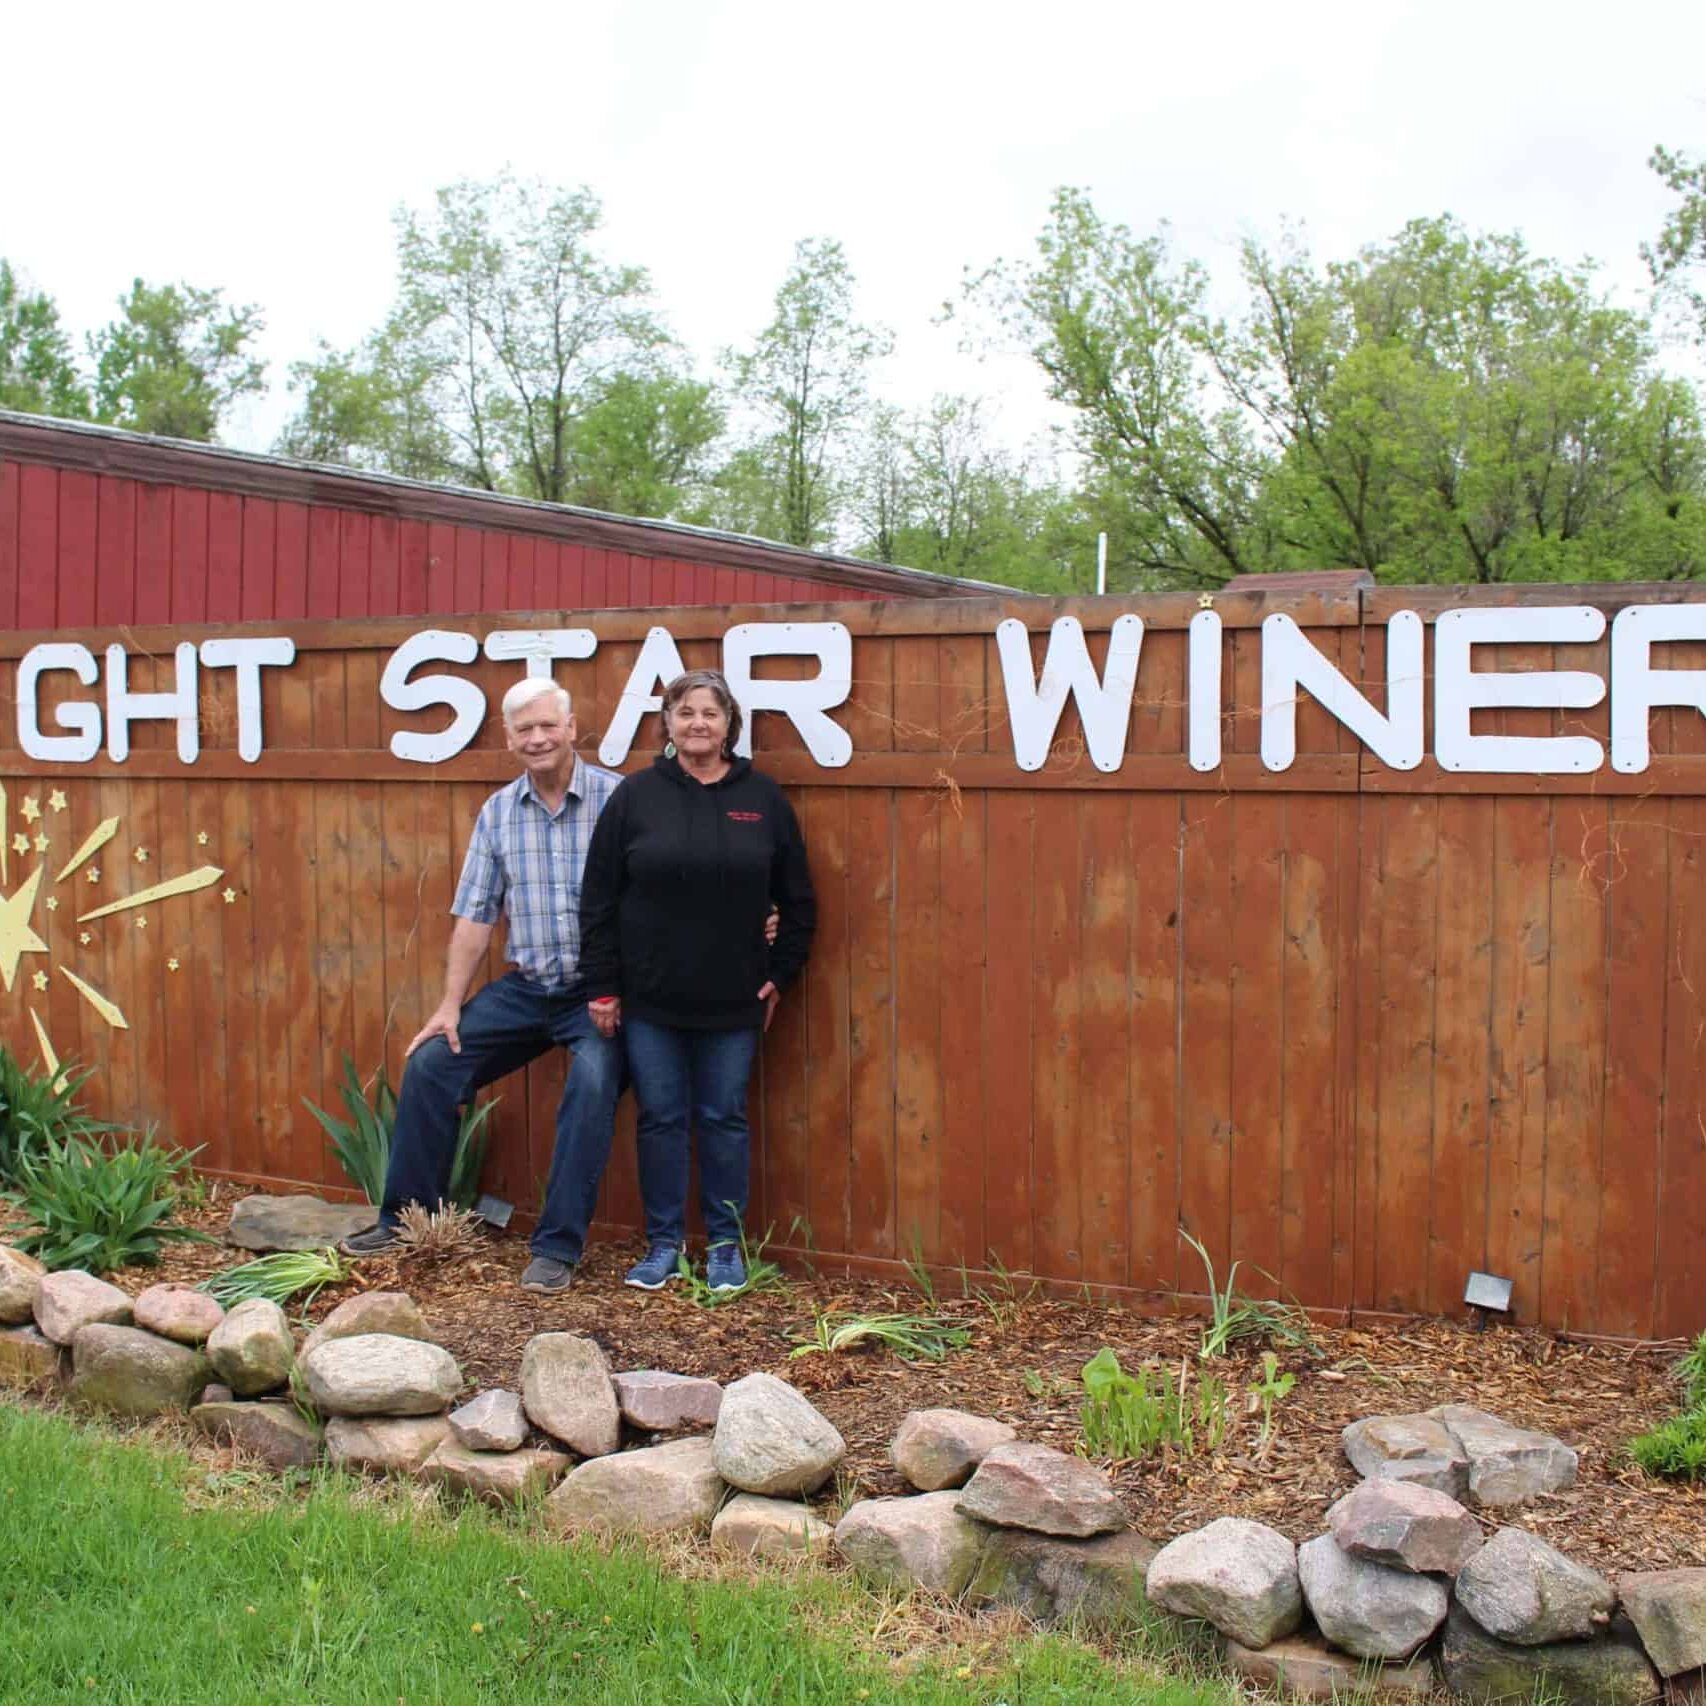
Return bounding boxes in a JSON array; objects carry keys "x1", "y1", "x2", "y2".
[{"x1": 107, "y1": 1195, "x2": 1706, "y2": 1575}]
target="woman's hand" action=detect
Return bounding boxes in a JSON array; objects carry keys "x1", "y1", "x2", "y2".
[
  {"x1": 588, "y1": 996, "x2": 622, "y2": 1038},
  {"x1": 757, "y1": 981, "x2": 780, "y2": 1032}
]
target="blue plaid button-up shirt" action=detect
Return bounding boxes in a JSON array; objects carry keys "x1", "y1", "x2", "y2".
[{"x1": 451, "y1": 760, "x2": 624, "y2": 991}]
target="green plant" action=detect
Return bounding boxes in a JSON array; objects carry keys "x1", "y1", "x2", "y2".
[
  {"x1": 674, "y1": 1217, "x2": 788, "y2": 1307},
  {"x1": 199, "y1": 1247, "x2": 350, "y2": 1310},
  {"x1": 1250, "y1": 1351, "x2": 1296, "y2": 1456},
  {"x1": 1078, "y1": 1347, "x2": 1229, "y2": 1461},
  {"x1": 902, "y1": 1226, "x2": 936, "y2": 1305},
  {"x1": 1177, "y1": 1227, "x2": 1320, "y2": 1360},
  {"x1": 5, "y1": 1130, "x2": 211, "y2": 1272},
  {"x1": 1677, "y1": 1331, "x2": 1706, "y2": 1411},
  {"x1": 790, "y1": 1309, "x2": 971, "y2": 1362},
  {"x1": 1628, "y1": 1408, "x2": 1706, "y2": 1479},
  {"x1": 0, "y1": 1048, "x2": 114, "y2": 1184},
  {"x1": 303, "y1": 1054, "x2": 496, "y2": 1210}
]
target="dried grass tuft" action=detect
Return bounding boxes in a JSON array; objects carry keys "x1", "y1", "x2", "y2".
[{"x1": 395, "y1": 1201, "x2": 485, "y2": 1258}]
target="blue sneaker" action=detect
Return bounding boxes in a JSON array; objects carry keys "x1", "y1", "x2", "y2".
[
  {"x1": 705, "y1": 1243, "x2": 747, "y2": 1294},
  {"x1": 625, "y1": 1244, "x2": 681, "y2": 1291}
]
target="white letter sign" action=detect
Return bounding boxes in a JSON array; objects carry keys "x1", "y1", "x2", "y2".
[
  {"x1": 598, "y1": 627, "x2": 688, "y2": 767},
  {"x1": 17, "y1": 642, "x2": 102, "y2": 763},
  {"x1": 199, "y1": 637, "x2": 295, "y2": 763},
  {"x1": 996, "y1": 614, "x2": 1145, "y2": 773},
  {"x1": 1261, "y1": 611, "x2": 1424, "y2": 771},
  {"x1": 106, "y1": 642, "x2": 200, "y2": 763},
  {"x1": 381, "y1": 630, "x2": 485, "y2": 764},
  {"x1": 1610, "y1": 605, "x2": 1706, "y2": 774},
  {"x1": 721, "y1": 622, "x2": 853, "y2": 768}
]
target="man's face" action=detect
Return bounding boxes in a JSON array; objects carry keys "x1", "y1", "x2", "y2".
[{"x1": 505, "y1": 694, "x2": 576, "y2": 775}]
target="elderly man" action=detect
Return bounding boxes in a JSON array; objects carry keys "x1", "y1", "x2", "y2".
[{"x1": 340, "y1": 676, "x2": 624, "y2": 1292}]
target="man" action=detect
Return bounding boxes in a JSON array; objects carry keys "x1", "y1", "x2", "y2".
[{"x1": 340, "y1": 676, "x2": 626, "y2": 1292}]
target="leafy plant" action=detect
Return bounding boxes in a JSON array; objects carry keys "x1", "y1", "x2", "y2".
[
  {"x1": 1078, "y1": 1346, "x2": 1229, "y2": 1461},
  {"x1": 199, "y1": 1247, "x2": 350, "y2": 1310},
  {"x1": 790, "y1": 1309, "x2": 971, "y2": 1362},
  {"x1": 901, "y1": 1225, "x2": 936, "y2": 1305},
  {"x1": 1178, "y1": 1227, "x2": 1320, "y2": 1360},
  {"x1": 1629, "y1": 1408, "x2": 1706, "y2": 1480},
  {"x1": 673, "y1": 1218, "x2": 787, "y2": 1308},
  {"x1": 1677, "y1": 1331, "x2": 1706, "y2": 1412},
  {"x1": 0, "y1": 1048, "x2": 114, "y2": 1185},
  {"x1": 5, "y1": 1130, "x2": 211, "y2": 1273},
  {"x1": 1250, "y1": 1351, "x2": 1296, "y2": 1456},
  {"x1": 303, "y1": 1054, "x2": 496, "y2": 1210}
]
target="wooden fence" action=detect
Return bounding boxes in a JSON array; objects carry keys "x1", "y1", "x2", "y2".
[{"x1": 1, "y1": 582, "x2": 1702, "y2": 1341}]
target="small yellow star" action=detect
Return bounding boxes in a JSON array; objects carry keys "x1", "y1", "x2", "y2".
[
  {"x1": 1197, "y1": 592, "x2": 1216, "y2": 609},
  {"x1": 10, "y1": 834, "x2": 27, "y2": 857},
  {"x1": 20, "y1": 796, "x2": 41, "y2": 824},
  {"x1": 44, "y1": 896, "x2": 58, "y2": 912},
  {"x1": 166, "y1": 957, "x2": 180, "y2": 972},
  {"x1": 86, "y1": 866, "x2": 101, "y2": 883},
  {"x1": 48, "y1": 790, "x2": 67, "y2": 813},
  {"x1": 135, "y1": 916, "x2": 147, "y2": 930},
  {"x1": 32, "y1": 832, "x2": 49, "y2": 854},
  {"x1": 222, "y1": 888, "x2": 237, "y2": 904},
  {"x1": 78, "y1": 931, "x2": 92, "y2": 946},
  {"x1": 134, "y1": 847, "x2": 150, "y2": 864},
  {"x1": 30, "y1": 970, "x2": 48, "y2": 992},
  {"x1": 196, "y1": 831, "x2": 209, "y2": 846}
]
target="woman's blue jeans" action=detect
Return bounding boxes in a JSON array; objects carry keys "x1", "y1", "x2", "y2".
[{"x1": 622, "y1": 1017, "x2": 761, "y2": 1249}]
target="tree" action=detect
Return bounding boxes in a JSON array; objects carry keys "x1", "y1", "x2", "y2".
[
  {"x1": 88, "y1": 279, "x2": 265, "y2": 440},
  {"x1": 1646, "y1": 145, "x2": 1706, "y2": 341},
  {"x1": 0, "y1": 261, "x2": 89, "y2": 420},
  {"x1": 559, "y1": 372, "x2": 723, "y2": 517},
  {"x1": 275, "y1": 332, "x2": 453, "y2": 479},
  {"x1": 725, "y1": 239, "x2": 892, "y2": 547}
]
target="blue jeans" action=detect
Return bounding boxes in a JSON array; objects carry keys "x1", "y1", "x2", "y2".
[
  {"x1": 379, "y1": 972, "x2": 624, "y2": 1264},
  {"x1": 622, "y1": 1018, "x2": 761, "y2": 1249}
]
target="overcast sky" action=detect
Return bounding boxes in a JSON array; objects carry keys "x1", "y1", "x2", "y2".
[{"x1": 5, "y1": 0, "x2": 1705, "y2": 456}]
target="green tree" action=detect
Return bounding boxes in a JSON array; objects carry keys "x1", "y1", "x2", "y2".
[
  {"x1": 89, "y1": 279, "x2": 264, "y2": 440},
  {"x1": 0, "y1": 261, "x2": 90, "y2": 420},
  {"x1": 275, "y1": 332, "x2": 453, "y2": 479},
  {"x1": 1646, "y1": 145, "x2": 1706, "y2": 340},
  {"x1": 559, "y1": 372, "x2": 723, "y2": 516}
]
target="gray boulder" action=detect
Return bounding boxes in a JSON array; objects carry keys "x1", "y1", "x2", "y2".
[
  {"x1": 1429, "y1": 1404, "x2": 1578, "y2": 1506},
  {"x1": 954, "y1": 1441, "x2": 1124, "y2": 1537},
  {"x1": 1454, "y1": 1526, "x2": 1615, "y2": 1645},
  {"x1": 613, "y1": 1370, "x2": 723, "y2": 1431},
  {"x1": 67, "y1": 1323, "x2": 209, "y2": 1415},
  {"x1": 206, "y1": 1298, "x2": 294, "y2": 1396},
  {"x1": 1342, "y1": 1412, "x2": 1470, "y2": 1498},
  {"x1": 0, "y1": 1244, "x2": 45, "y2": 1325},
  {"x1": 1297, "y1": 1532, "x2": 1448, "y2": 1660},
  {"x1": 301, "y1": 1332, "x2": 461, "y2": 1417},
  {"x1": 323, "y1": 1415, "x2": 451, "y2": 1474},
  {"x1": 1224, "y1": 1632, "x2": 1436, "y2": 1698},
  {"x1": 711, "y1": 1494, "x2": 835, "y2": 1560},
  {"x1": 521, "y1": 1333, "x2": 620, "y2": 1457},
  {"x1": 1145, "y1": 1517, "x2": 1303, "y2": 1649},
  {"x1": 34, "y1": 1270, "x2": 132, "y2": 1345},
  {"x1": 449, "y1": 1389, "x2": 528, "y2": 1453},
  {"x1": 546, "y1": 1437, "x2": 724, "y2": 1537},
  {"x1": 192, "y1": 1400, "x2": 321, "y2": 1470},
  {"x1": 1439, "y1": 1604, "x2": 1661, "y2": 1705},
  {"x1": 133, "y1": 1283, "x2": 224, "y2": 1346},
  {"x1": 834, "y1": 1493, "x2": 990, "y2": 1597},
  {"x1": 420, "y1": 1439, "x2": 571, "y2": 1506},
  {"x1": 1619, "y1": 1568, "x2": 1706, "y2": 1678},
  {"x1": 891, "y1": 1408, "x2": 1018, "y2": 1491},
  {"x1": 969, "y1": 1527, "x2": 1158, "y2": 1627},
  {"x1": 226, "y1": 1194, "x2": 372, "y2": 1252},
  {"x1": 712, "y1": 1372, "x2": 845, "y2": 1496},
  {"x1": 0, "y1": 1324, "x2": 62, "y2": 1388},
  {"x1": 1326, "y1": 1476, "x2": 1482, "y2": 1575},
  {"x1": 300, "y1": 1292, "x2": 434, "y2": 1360}
]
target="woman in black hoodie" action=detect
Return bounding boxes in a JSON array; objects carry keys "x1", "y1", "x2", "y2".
[{"x1": 579, "y1": 669, "x2": 816, "y2": 1294}]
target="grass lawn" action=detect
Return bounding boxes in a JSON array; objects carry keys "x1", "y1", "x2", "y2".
[{"x1": 0, "y1": 1404, "x2": 1233, "y2": 1706}]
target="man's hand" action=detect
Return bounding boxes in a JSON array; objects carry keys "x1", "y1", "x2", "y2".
[
  {"x1": 757, "y1": 981, "x2": 780, "y2": 1033},
  {"x1": 406, "y1": 1000, "x2": 464, "y2": 1057},
  {"x1": 589, "y1": 996, "x2": 622, "y2": 1039},
  {"x1": 764, "y1": 905, "x2": 779, "y2": 946}
]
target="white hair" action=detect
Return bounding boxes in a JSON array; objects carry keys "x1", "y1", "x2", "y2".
[{"x1": 501, "y1": 677, "x2": 573, "y2": 722}]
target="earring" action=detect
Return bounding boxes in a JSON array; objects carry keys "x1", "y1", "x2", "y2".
[{"x1": 664, "y1": 740, "x2": 677, "y2": 758}]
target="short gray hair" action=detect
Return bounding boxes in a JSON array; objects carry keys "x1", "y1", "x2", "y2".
[{"x1": 501, "y1": 677, "x2": 573, "y2": 722}]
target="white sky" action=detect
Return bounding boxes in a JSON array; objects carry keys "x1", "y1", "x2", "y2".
[{"x1": 5, "y1": 0, "x2": 1705, "y2": 457}]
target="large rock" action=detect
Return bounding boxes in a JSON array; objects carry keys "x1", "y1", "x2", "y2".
[
  {"x1": 67, "y1": 1323, "x2": 209, "y2": 1415},
  {"x1": 300, "y1": 1292, "x2": 434, "y2": 1360},
  {"x1": 1297, "y1": 1532, "x2": 1449, "y2": 1660},
  {"x1": 323, "y1": 1415, "x2": 451, "y2": 1474},
  {"x1": 1454, "y1": 1526, "x2": 1615, "y2": 1645},
  {"x1": 34, "y1": 1270, "x2": 132, "y2": 1345},
  {"x1": 420, "y1": 1439, "x2": 570, "y2": 1507},
  {"x1": 711, "y1": 1372, "x2": 845, "y2": 1496},
  {"x1": 1439, "y1": 1604, "x2": 1661, "y2": 1705},
  {"x1": 301, "y1": 1333, "x2": 461, "y2": 1417},
  {"x1": 1342, "y1": 1413, "x2": 1470, "y2": 1498},
  {"x1": 613, "y1": 1370, "x2": 723, "y2": 1431},
  {"x1": 133, "y1": 1283, "x2": 224, "y2": 1346},
  {"x1": 0, "y1": 1244, "x2": 45, "y2": 1325},
  {"x1": 1428, "y1": 1404, "x2": 1578, "y2": 1506},
  {"x1": 227, "y1": 1193, "x2": 373, "y2": 1253},
  {"x1": 1619, "y1": 1568, "x2": 1706, "y2": 1677},
  {"x1": 891, "y1": 1408, "x2": 1018, "y2": 1492},
  {"x1": 1145, "y1": 1517, "x2": 1303, "y2": 1649},
  {"x1": 711, "y1": 1494, "x2": 835, "y2": 1560},
  {"x1": 545, "y1": 1437, "x2": 724, "y2": 1537},
  {"x1": 1224, "y1": 1632, "x2": 1435, "y2": 1698},
  {"x1": 835, "y1": 1493, "x2": 990, "y2": 1596},
  {"x1": 206, "y1": 1298, "x2": 295, "y2": 1397},
  {"x1": 521, "y1": 1334, "x2": 620, "y2": 1457},
  {"x1": 449, "y1": 1389, "x2": 529, "y2": 1453},
  {"x1": 954, "y1": 1441, "x2": 1124, "y2": 1537},
  {"x1": 192, "y1": 1400, "x2": 321, "y2": 1470},
  {"x1": 0, "y1": 1324, "x2": 63, "y2": 1388},
  {"x1": 969, "y1": 1527, "x2": 1158, "y2": 1627},
  {"x1": 1326, "y1": 1476, "x2": 1483, "y2": 1576}
]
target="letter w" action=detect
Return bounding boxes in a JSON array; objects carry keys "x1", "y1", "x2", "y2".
[{"x1": 996, "y1": 615, "x2": 1145, "y2": 773}]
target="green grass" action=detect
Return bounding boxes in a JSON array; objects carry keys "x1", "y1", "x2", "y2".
[{"x1": 0, "y1": 1403, "x2": 1230, "y2": 1706}]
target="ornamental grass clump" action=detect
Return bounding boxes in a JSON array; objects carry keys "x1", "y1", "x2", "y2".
[
  {"x1": 0, "y1": 1048, "x2": 114, "y2": 1186},
  {"x1": 790, "y1": 1309, "x2": 971, "y2": 1362},
  {"x1": 1628, "y1": 1330, "x2": 1706, "y2": 1481},
  {"x1": 199, "y1": 1247, "x2": 350, "y2": 1310}
]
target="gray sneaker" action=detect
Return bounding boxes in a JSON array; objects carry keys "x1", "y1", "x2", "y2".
[
  {"x1": 340, "y1": 1223, "x2": 400, "y2": 1256},
  {"x1": 520, "y1": 1255, "x2": 575, "y2": 1294}
]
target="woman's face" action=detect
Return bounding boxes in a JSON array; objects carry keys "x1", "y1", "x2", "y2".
[{"x1": 668, "y1": 687, "x2": 730, "y2": 759}]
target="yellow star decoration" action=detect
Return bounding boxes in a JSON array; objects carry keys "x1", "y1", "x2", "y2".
[
  {"x1": 44, "y1": 897, "x2": 58, "y2": 912},
  {"x1": 78, "y1": 931, "x2": 92, "y2": 946},
  {"x1": 20, "y1": 796, "x2": 41, "y2": 824},
  {"x1": 48, "y1": 790, "x2": 67, "y2": 813},
  {"x1": 10, "y1": 834, "x2": 27, "y2": 858},
  {"x1": 86, "y1": 867, "x2": 101, "y2": 883},
  {"x1": 32, "y1": 832, "x2": 49, "y2": 854},
  {"x1": 196, "y1": 831, "x2": 209, "y2": 846},
  {"x1": 31, "y1": 970, "x2": 48, "y2": 992},
  {"x1": 166, "y1": 957, "x2": 180, "y2": 972},
  {"x1": 134, "y1": 847, "x2": 150, "y2": 864},
  {"x1": 1197, "y1": 592, "x2": 1216, "y2": 609},
  {"x1": 135, "y1": 916, "x2": 147, "y2": 930},
  {"x1": 0, "y1": 868, "x2": 49, "y2": 992},
  {"x1": 222, "y1": 888, "x2": 237, "y2": 904}
]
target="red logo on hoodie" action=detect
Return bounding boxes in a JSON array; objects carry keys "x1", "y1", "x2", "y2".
[{"x1": 726, "y1": 810, "x2": 764, "y2": 823}]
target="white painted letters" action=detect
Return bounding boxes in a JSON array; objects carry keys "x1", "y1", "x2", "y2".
[
  {"x1": 483, "y1": 628, "x2": 598, "y2": 678},
  {"x1": 597, "y1": 627, "x2": 688, "y2": 767},
  {"x1": 17, "y1": 643, "x2": 102, "y2": 763},
  {"x1": 380, "y1": 630, "x2": 485, "y2": 764},
  {"x1": 1261, "y1": 610, "x2": 1424, "y2": 771},
  {"x1": 996, "y1": 614, "x2": 1145, "y2": 773},
  {"x1": 1188, "y1": 609, "x2": 1223, "y2": 772},
  {"x1": 721, "y1": 622, "x2": 853, "y2": 768},
  {"x1": 1609, "y1": 605, "x2": 1706, "y2": 773},
  {"x1": 199, "y1": 637, "x2": 296, "y2": 763},
  {"x1": 106, "y1": 642, "x2": 200, "y2": 763}
]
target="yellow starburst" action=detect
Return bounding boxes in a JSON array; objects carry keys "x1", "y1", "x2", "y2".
[
  {"x1": 44, "y1": 897, "x2": 58, "y2": 913},
  {"x1": 134, "y1": 847, "x2": 150, "y2": 864},
  {"x1": 166, "y1": 957, "x2": 180, "y2": 972},
  {"x1": 86, "y1": 866, "x2": 101, "y2": 883},
  {"x1": 223, "y1": 888, "x2": 237, "y2": 904},
  {"x1": 30, "y1": 970, "x2": 48, "y2": 992},
  {"x1": 48, "y1": 790, "x2": 67, "y2": 813},
  {"x1": 32, "y1": 832, "x2": 49, "y2": 854},
  {"x1": 196, "y1": 831, "x2": 209, "y2": 846},
  {"x1": 78, "y1": 931, "x2": 92, "y2": 946},
  {"x1": 0, "y1": 868, "x2": 49, "y2": 993},
  {"x1": 10, "y1": 834, "x2": 27, "y2": 858},
  {"x1": 20, "y1": 796, "x2": 41, "y2": 824},
  {"x1": 135, "y1": 916, "x2": 147, "y2": 931}
]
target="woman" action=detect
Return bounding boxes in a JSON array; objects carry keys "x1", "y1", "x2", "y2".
[{"x1": 578, "y1": 668, "x2": 816, "y2": 1293}]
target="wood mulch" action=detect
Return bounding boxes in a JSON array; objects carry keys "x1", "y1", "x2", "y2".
[{"x1": 112, "y1": 1196, "x2": 1706, "y2": 1575}]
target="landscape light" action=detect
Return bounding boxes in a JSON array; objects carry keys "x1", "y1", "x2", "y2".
[{"x1": 1463, "y1": 1270, "x2": 1513, "y2": 1332}]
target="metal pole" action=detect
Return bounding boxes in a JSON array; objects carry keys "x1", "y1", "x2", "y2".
[{"x1": 1096, "y1": 531, "x2": 1107, "y2": 596}]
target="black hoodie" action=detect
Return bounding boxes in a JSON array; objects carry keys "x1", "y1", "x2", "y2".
[{"x1": 577, "y1": 755, "x2": 817, "y2": 1030}]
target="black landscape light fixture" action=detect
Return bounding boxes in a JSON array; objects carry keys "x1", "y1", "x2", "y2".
[
  {"x1": 472, "y1": 1194, "x2": 514, "y2": 1230},
  {"x1": 1463, "y1": 1270, "x2": 1513, "y2": 1332}
]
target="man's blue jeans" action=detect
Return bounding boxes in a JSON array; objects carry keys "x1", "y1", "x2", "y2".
[
  {"x1": 379, "y1": 972, "x2": 624, "y2": 1264},
  {"x1": 622, "y1": 1018, "x2": 761, "y2": 1250}
]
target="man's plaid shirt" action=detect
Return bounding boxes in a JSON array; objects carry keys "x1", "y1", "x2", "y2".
[{"x1": 450, "y1": 760, "x2": 623, "y2": 991}]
